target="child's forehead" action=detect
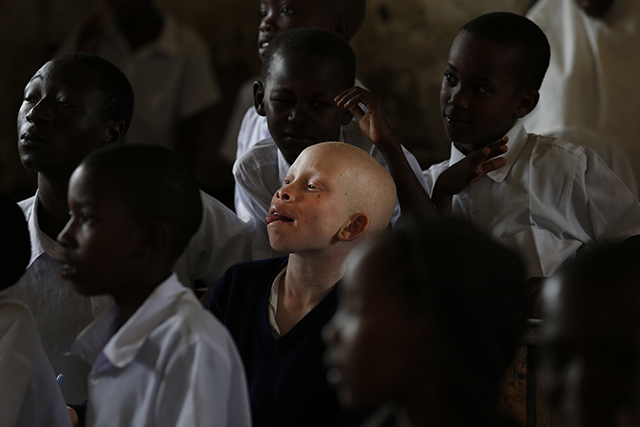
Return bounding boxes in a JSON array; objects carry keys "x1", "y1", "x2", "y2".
[
  {"x1": 448, "y1": 31, "x2": 519, "y2": 83},
  {"x1": 29, "y1": 59, "x2": 103, "y2": 93},
  {"x1": 261, "y1": 0, "x2": 334, "y2": 16},
  {"x1": 266, "y1": 53, "x2": 344, "y2": 85}
]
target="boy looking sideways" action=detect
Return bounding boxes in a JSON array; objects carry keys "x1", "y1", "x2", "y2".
[
  {"x1": 324, "y1": 218, "x2": 527, "y2": 427},
  {"x1": 59, "y1": 144, "x2": 250, "y2": 427},
  {"x1": 342, "y1": 12, "x2": 640, "y2": 288},
  {"x1": 208, "y1": 142, "x2": 397, "y2": 427},
  {"x1": 8, "y1": 53, "x2": 253, "y2": 403},
  {"x1": 233, "y1": 28, "x2": 427, "y2": 257},
  {"x1": 221, "y1": 0, "x2": 367, "y2": 163}
]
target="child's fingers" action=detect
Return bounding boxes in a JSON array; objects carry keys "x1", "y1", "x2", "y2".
[{"x1": 480, "y1": 157, "x2": 507, "y2": 175}]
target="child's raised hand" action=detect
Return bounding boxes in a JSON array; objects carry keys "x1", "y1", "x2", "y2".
[
  {"x1": 437, "y1": 137, "x2": 508, "y2": 196},
  {"x1": 335, "y1": 87, "x2": 398, "y2": 154}
]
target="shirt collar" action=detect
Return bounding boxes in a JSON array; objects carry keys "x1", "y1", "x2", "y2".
[
  {"x1": 103, "y1": 11, "x2": 181, "y2": 58},
  {"x1": 26, "y1": 191, "x2": 65, "y2": 268},
  {"x1": 448, "y1": 120, "x2": 529, "y2": 184},
  {"x1": 72, "y1": 273, "x2": 188, "y2": 368}
]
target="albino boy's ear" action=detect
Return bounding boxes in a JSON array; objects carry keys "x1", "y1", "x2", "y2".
[
  {"x1": 514, "y1": 89, "x2": 540, "y2": 119},
  {"x1": 105, "y1": 120, "x2": 126, "y2": 144},
  {"x1": 337, "y1": 213, "x2": 370, "y2": 242},
  {"x1": 253, "y1": 81, "x2": 267, "y2": 117},
  {"x1": 138, "y1": 220, "x2": 172, "y2": 259},
  {"x1": 341, "y1": 107, "x2": 354, "y2": 125}
]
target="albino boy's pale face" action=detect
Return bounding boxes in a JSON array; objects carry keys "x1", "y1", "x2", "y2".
[
  {"x1": 266, "y1": 146, "x2": 354, "y2": 254},
  {"x1": 258, "y1": 0, "x2": 336, "y2": 60},
  {"x1": 57, "y1": 165, "x2": 142, "y2": 297},
  {"x1": 542, "y1": 277, "x2": 640, "y2": 427},
  {"x1": 323, "y1": 243, "x2": 425, "y2": 410}
]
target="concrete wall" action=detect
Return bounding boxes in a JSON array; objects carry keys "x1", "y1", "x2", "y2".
[{"x1": 0, "y1": 0, "x2": 535, "y2": 203}]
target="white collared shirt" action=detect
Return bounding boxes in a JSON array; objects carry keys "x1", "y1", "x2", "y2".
[
  {"x1": 2, "y1": 190, "x2": 253, "y2": 403},
  {"x1": 0, "y1": 297, "x2": 72, "y2": 427},
  {"x1": 423, "y1": 120, "x2": 640, "y2": 278},
  {"x1": 233, "y1": 120, "x2": 429, "y2": 259},
  {"x1": 57, "y1": 12, "x2": 221, "y2": 150},
  {"x1": 0, "y1": 193, "x2": 112, "y2": 403},
  {"x1": 73, "y1": 274, "x2": 251, "y2": 427}
]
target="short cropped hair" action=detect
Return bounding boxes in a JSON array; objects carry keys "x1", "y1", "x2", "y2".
[
  {"x1": 0, "y1": 193, "x2": 31, "y2": 291},
  {"x1": 262, "y1": 28, "x2": 356, "y2": 89},
  {"x1": 81, "y1": 144, "x2": 202, "y2": 263},
  {"x1": 462, "y1": 12, "x2": 550, "y2": 92},
  {"x1": 60, "y1": 53, "x2": 134, "y2": 137},
  {"x1": 379, "y1": 217, "x2": 527, "y2": 424}
]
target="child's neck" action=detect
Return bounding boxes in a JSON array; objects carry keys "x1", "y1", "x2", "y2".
[
  {"x1": 36, "y1": 173, "x2": 73, "y2": 240},
  {"x1": 275, "y1": 252, "x2": 346, "y2": 335},
  {"x1": 114, "y1": 270, "x2": 172, "y2": 326}
]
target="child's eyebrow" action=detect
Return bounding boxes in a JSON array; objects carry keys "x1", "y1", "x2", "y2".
[{"x1": 445, "y1": 62, "x2": 457, "y2": 71}]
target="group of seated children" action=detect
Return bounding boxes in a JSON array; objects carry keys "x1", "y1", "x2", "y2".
[{"x1": 5, "y1": 1, "x2": 640, "y2": 427}]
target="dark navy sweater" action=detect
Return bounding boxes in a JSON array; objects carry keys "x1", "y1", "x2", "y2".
[{"x1": 206, "y1": 257, "x2": 362, "y2": 427}]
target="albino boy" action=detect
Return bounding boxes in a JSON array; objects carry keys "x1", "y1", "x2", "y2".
[{"x1": 207, "y1": 142, "x2": 397, "y2": 427}]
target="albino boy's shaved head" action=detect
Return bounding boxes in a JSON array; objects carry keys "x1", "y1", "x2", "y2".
[{"x1": 300, "y1": 142, "x2": 396, "y2": 235}]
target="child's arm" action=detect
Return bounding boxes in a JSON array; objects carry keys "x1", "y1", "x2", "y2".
[
  {"x1": 335, "y1": 87, "x2": 437, "y2": 217},
  {"x1": 336, "y1": 87, "x2": 507, "y2": 216},
  {"x1": 432, "y1": 139, "x2": 508, "y2": 215}
]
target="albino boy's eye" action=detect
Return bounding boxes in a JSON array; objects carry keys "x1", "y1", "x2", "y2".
[
  {"x1": 283, "y1": 179, "x2": 291, "y2": 185},
  {"x1": 307, "y1": 184, "x2": 317, "y2": 189}
]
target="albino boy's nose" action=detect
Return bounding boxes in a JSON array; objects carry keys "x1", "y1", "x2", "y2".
[{"x1": 276, "y1": 185, "x2": 293, "y2": 202}]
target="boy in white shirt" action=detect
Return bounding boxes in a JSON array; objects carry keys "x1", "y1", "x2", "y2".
[
  {"x1": 339, "y1": 12, "x2": 640, "y2": 290},
  {"x1": 59, "y1": 144, "x2": 250, "y2": 427}
]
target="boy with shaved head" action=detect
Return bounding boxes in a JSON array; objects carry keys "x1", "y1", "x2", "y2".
[{"x1": 207, "y1": 141, "x2": 396, "y2": 427}]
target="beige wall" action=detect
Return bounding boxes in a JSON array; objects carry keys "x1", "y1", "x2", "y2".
[{"x1": 0, "y1": 0, "x2": 534, "y2": 203}]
